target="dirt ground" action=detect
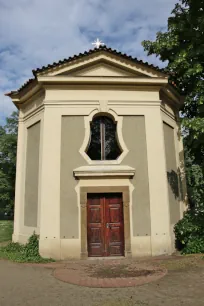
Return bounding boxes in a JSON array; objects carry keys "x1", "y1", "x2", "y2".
[{"x1": 0, "y1": 256, "x2": 204, "y2": 306}]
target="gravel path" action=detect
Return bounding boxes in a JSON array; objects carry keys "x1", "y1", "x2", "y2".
[{"x1": 0, "y1": 259, "x2": 204, "y2": 306}]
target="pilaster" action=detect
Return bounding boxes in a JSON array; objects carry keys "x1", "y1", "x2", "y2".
[
  {"x1": 145, "y1": 107, "x2": 172, "y2": 255},
  {"x1": 12, "y1": 111, "x2": 26, "y2": 242},
  {"x1": 39, "y1": 107, "x2": 61, "y2": 259}
]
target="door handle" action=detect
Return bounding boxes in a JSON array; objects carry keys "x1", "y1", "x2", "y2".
[{"x1": 106, "y1": 223, "x2": 109, "y2": 228}]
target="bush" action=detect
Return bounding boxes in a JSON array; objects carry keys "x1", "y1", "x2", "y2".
[
  {"x1": 174, "y1": 144, "x2": 204, "y2": 255},
  {"x1": 0, "y1": 233, "x2": 54, "y2": 263},
  {"x1": 174, "y1": 211, "x2": 204, "y2": 254},
  {"x1": 22, "y1": 233, "x2": 40, "y2": 259}
]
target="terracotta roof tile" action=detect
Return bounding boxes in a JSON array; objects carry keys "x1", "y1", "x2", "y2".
[
  {"x1": 18, "y1": 78, "x2": 36, "y2": 91},
  {"x1": 32, "y1": 45, "x2": 167, "y2": 76},
  {"x1": 5, "y1": 78, "x2": 37, "y2": 96}
]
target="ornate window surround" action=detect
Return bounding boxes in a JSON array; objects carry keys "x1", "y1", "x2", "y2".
[{"x1": 79, "y1": 109, "x2": 129, "y2": 165}]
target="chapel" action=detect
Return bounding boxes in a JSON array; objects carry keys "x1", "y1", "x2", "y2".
[{"x1": 6, "y1": 45, "x2": 187, "y2": 260}]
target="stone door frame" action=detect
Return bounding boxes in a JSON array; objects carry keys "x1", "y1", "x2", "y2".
[{"x1": 80, "y1": 186, "x2": 131, "y2": 259}]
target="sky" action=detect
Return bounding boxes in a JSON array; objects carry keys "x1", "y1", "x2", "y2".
[{"x1": 0, "y1": 0, "x2": 177, "y2": 125}]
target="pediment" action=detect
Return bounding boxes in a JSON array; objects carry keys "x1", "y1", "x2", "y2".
[
  {"x1": 60, "y1": 62, "x2": 143, "y2": 77},
  {"x1": 45, "y1": 53, "x2": 164, "y2": 78}
]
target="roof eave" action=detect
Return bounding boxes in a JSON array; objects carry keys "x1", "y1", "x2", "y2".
[
  {"x1": 161, "y1": 84, "x2": 185, "y2": 107},
  {"x1": 5, "y1": 83, "x2": 42, "y2": 108},
  {"x1": 5, "y1": 91, "x2": 19, "y2": 98}
]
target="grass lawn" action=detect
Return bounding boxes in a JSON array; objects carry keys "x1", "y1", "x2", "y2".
[{"x1": 0, "y1": 220, "x2": 13, "y2": 243}]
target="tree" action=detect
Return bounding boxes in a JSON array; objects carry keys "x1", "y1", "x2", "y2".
[
  {"x1": 0, "y1": 112, "x2": 18, "y2": 217},
  {"x1": 142, "y1": 0, "x2": 204, "y2": 253},
  {"x1": 143, "y1": 0, "x2": 204, "y2": 152}
]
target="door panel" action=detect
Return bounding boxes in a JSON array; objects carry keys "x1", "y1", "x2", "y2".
[
  {"x1": 87, "y1": 193, "x2": 124, "y2": 257},
  {"x1": 87, "y1": 195, "x2": 104, "y2": 257},
  {"x1": 109, "y1": 207, "x2": 122, "y2": 222},
  {"x1": 105, "y1": 194, "x2": 124, "y2": 256}
]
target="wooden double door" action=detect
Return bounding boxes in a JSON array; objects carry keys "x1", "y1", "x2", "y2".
[{"x1": 87, "y1": 193, "x2": 124, "y2": 257}]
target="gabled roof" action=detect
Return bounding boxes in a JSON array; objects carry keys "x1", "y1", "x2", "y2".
[
  {"x1": 6, "y1": 45, "x2": 169, "y2": 97},
  {"x1": 32, "y1": 45, "x2": 167, "y2": 76}
]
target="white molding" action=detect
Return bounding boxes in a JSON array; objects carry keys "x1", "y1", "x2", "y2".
[
  {"x1": 73, "y1": 165, "x2": 135, "y2": 178},
  {"x1": 44, "y1": 101, "x2": 99, "y2": 105},
  {"x1": 109, "y1": 101, "x2": 161, "y2": 107},
  {"x1": 38, "y1": 75, "x2": 168, "y2": 86},
  {"x1": 79, "y1": 109, "x2": 129, "y2": 165}
]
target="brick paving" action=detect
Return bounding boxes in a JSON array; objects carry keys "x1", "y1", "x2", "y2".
[{"x1": 29, "y1": 258, "x2": 167, "y2": 288}]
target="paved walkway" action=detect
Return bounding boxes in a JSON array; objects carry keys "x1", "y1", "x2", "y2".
[
  {"x1": 0, "y1": 256, "x2": 204, "y2": 306},
  {"x1": 52, "y1": 258, "x2": 167, "y2": 287}
]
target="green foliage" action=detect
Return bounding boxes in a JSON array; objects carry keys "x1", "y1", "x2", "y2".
[
  {"x1": 174, "y1": 211, "x2": 204, "y2": 254},
  {"x1": 0, "y1": 233, "x2": 54, "y2": 263},
  {"x1": 0, "y1": 111, "x2": 18, "y2": 216},
  {"x1": 142, "y1": 0, "x2": 204, "y2": 144},
  {"x1": 142, "y1": 0, "x2": 204, "y2": 254},
  {"x1": 184, "y1": 145, "x2": 204, "y2": 210},
  {"x1": 174, "y1": 145, "x2": 204, "y2": 254}
]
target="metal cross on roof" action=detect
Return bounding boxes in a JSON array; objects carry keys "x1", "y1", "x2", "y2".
[{"x1": 92, "y1": 38, "x2": 104, "y2": 49}]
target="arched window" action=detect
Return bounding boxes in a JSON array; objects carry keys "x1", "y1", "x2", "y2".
[{"x1": 86, "y1": 116, "x2": 122, "y2": 160}]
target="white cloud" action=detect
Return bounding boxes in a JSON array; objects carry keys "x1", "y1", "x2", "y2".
[{"x1": 0, "y1": 0, "x2": 177, "y2": 124}]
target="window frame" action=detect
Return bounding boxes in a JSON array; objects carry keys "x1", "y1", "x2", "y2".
[{"x1": 79, "y1": 111, "x2": 129, "y2": 165}]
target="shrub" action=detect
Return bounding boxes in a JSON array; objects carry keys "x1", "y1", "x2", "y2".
[
  {"x1": 22, "y1": 233, "x2": 40, "y2": 259},
  {"x1": 0, "y1": 232, "x2": 54, "y2": 263},
  {"x1": 174, "y1": 211, "x2": 204, "y2": 254},
  {"x1": 174, "y1": 143, "x2": 204, "y2": 255}
]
